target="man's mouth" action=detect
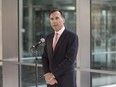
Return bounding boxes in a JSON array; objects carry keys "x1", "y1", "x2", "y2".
[{"x1": 53, "y1": 25, "x2": 58, "y2": 27}]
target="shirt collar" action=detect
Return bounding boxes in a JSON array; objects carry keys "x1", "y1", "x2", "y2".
[{"x1": 55, "y1": 26, "x2": 65, "y2": 35}]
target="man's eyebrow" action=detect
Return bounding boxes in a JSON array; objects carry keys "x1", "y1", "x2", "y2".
[
  {"x1": 50, "y1": 18, "x2": 54, "y2": 19},
  {"x1": 55, "y1": 16, "x2": 59, "y2": 19}
]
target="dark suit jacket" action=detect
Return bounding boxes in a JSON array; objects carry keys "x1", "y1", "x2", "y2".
[{"x1": 42, "y1": 29, "x2": 78, "y2": 87}]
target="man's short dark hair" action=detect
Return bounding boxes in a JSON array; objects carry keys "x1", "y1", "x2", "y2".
[{"x1": 49, "y1": 9, "x2": 65, "y2": 18}]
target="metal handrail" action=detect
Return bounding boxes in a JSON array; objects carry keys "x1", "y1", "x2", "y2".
[
  {"x1": 1, "y1": 59, "x2": 116, "y2": 75},
  {"x1": 79, "y1": 67, "x2": 116, "y2": 75},
  {"x1": 0, "y1": 59, "x2": 42, "y2": 67}
]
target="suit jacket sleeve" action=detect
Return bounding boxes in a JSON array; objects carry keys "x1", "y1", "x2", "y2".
[
  {"x1": 51, "y1": 34, "x2": 79, "y2": 78},
  {"x1": 42, "y1": 37, "x2": 50, "y2": 74}
]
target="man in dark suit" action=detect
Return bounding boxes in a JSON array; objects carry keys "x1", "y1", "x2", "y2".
[{"x1": 42, "y1": 9, "x2": 78, "y2": 87}]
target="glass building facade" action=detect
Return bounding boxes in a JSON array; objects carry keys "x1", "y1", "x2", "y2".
[{"x1": 0, "y1": 0, "x2": 116, "y2": 87}]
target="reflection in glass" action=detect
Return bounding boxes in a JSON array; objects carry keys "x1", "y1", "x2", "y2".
[
  {"x1": 92, "y1": 73, "x2": 116, "y2": 87},
  {"x1": 19, "y1": 0, "x2": 76, "y2": 87},
  {"x1": 91, "y1": 0, "x2": 116, "y2": 86}
]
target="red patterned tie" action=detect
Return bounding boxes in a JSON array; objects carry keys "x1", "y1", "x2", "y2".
[{"x1": 53, "y1": 33, "x2": 59, "y2": 50}]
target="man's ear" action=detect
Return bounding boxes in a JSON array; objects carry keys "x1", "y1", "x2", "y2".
[{"x1": 63, "y1": 18, "x2": 65, "y2": 23}]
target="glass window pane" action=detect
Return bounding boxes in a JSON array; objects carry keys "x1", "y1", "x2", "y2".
[
  {"x1": 91, "y1": 0, "x2": 116, "y2": 86},
  {"x1": 92, "y1": 73, "x2": 116, "y2": 87}
]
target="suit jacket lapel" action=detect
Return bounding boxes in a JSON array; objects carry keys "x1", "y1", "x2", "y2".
[{"x1": 48, "y1": 33, "x2": 54, "y2": 57}]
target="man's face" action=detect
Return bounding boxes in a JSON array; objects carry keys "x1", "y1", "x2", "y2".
[{"x1": 50, "y1": 11, "x2": 65, "y2": 32}]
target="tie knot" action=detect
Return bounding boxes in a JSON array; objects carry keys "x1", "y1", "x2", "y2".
[
  {"x1": 55, "y1": 33, "x2": 59, "y2": 39},
  {"x1": 55, "y1": 33, "x2": 59, "y2": 36}
]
